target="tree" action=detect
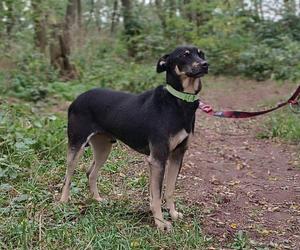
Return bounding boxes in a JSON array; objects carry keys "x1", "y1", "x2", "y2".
[
  {"x1": 121, "y1": 0, "x2": 141, "y2": 57},
  {"x1": 0, "y1": 1, "x2": 4, "y2": 38},
  {"x1": 49, "y1": 0, "x2": 81, "y2": 79},
  {"x1": 4, "y1": 0, "x2": 15, "y2": 36},
  {"x1": 111, "y1": 0, "x2": 119, "y2": 34},
  {"x1": 283, "y1": 0, "x2": 296, "y2": 16},
  {"x1": 77, "y1": 0, "x2": 82, "y2": 28},
  {"x1": 32, "y1": 0, "x2": 47, "y2": 53},
  {"x1": 155, "y1": 0, "x2": 167, "y2": 30}
]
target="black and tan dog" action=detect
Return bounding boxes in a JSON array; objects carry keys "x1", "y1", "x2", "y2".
[{"x1": 60, "y1": 45, "x2": 208, "y2": 231}]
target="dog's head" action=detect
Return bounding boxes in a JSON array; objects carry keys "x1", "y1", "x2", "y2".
[{"x1": 156, "y1": 46, "x2": 208, "y2": 94}]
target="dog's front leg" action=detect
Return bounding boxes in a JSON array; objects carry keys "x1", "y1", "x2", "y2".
[
  {"x1": 148, "y1": 150, "x2": 171, "y2": 232},
  {"x1": 165, "y1": 141, "x2": 187, "y2": 220}
]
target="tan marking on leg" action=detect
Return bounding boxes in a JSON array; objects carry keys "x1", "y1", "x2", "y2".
[
  {"x1": 88, "y1": 134, "x2": 112, "y2": 201},
  {"x1": 148, "y1": 155, "x2": 171, "y2": 231},
  {"x1": 165, "y1": 137, "x2": 189, "y2": 220},
  {"x1": 81, "y1": 132, "x2": 96, "y2": 149},
  {"x1": 60, "y1": 146, "x2": 84, "y2": 202},
  {"x1": 169, "y1": 129, "x2": 188, "y2": 151},
  {"x1": 86, "y1": 160, "x2": 95, "y2": 177},
  {"x1": 165, "y1": 155, "x2": 183, "y2": 220}
]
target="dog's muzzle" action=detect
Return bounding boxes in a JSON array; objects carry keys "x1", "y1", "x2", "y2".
[{"x1": 186, "y1": 62, "x2": 209, "y2": 77}]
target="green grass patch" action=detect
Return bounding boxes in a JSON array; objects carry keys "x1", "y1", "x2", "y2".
[
  {"x1": 258, "y1": 110, "x2": 300, "y2": 143},
  {"x1": 1, "y1": 200, "x2": 213, "y2": 249},
  {"x1": 0, "y1": 99, "x2": 216, "y2": 249}
]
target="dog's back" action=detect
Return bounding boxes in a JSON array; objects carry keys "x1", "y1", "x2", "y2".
[{"x1": 68, "y1": 87, "x2": 164, "y2": 153}]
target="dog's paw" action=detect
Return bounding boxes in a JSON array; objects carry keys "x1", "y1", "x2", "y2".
[
  {"x1": 59, "y1": 195, "x2": 69, "y2": 203},
  {"x1": 170, "y1": 211, "x2": 183, "y2": 221},
  {"x1": 156, "y1": 220, "x2": 172, "y2": 232},
  {"x1": 93, "y1": 196, "x2": 105, "y2": 202}
]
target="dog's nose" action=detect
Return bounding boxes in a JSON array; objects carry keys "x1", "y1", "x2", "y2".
[{"x1": 201, "y1": 61, "x2": 208, "y2": 68}]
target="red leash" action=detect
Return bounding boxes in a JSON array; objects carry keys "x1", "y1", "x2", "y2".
[{"x1": 198, "y1": 85, "x2": 300, "y2": 118}]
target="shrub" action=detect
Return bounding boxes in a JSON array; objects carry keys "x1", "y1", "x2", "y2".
[
  {"x1": 3, "y1": 52, "x2": 59, "y2": 101},
  {"x1": 238, "y1": 36, "x2": 300, "y2": 81},
  {"x1": 258, "y1": 112, "x2": 300, "y2": 142}
]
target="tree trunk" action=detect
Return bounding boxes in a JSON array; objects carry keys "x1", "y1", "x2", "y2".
[
  {"x1": 5, "y1": 0, "x2": 14, "y2": 36},
  {"x1": 77, "y1": 0, "x2": 82, "y2": 28},
  {"x1": 64, "y1": 0, "x2": 78, "y2": 51},
  {"x1": 86, "y1": 0, "x2": 95, "y2": 27},
  {"x1": 283, "y1": 0, "x2": 296, "y2": 16},
  {"x1": 155, "y1": 0, "x2": 167, "y2": 30},
  {"x1": 121, "y1": 0, "x2": 138, "y2": 57},
  {"x1": 168, "y1": 0, "x2": 176, "y2": 18},
  {"x1": 86, "y1": 0, "x2": 100, "y2": 31},
  {"x1": 258, "y1": 0, "x2": 264, "y2": 20},
  {"x1": 0, "y1": 1, "x2": 4, "y2": 38},
  {"x1": 253, "y1": 0, "x2": 260, "y2": 18},
  {"x1": 182, "y1": 0, "x2": 193, "y2": 22},
  {"x1": 49, "y1": 0, "x2": 78, "y2": 80},
  {"x1": 32, "y1": 0, "x2": 47, "y2": 53},
  {"x1": 110, "y1": 0, "x2": 118, "y2": 34},
  {"x1": 95, "y1": 1, "x2": 102, "y2": 32},
  {"x1": 239, "y1": 0, "x2": 245, "y2": 11},
  {"x1": 121, "y1": 0, "x2": 132, "y2": 31}
]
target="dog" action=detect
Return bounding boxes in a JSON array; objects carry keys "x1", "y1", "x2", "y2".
[{"x1": 60, "y1": 45, "x2": 208, "y2": 231}]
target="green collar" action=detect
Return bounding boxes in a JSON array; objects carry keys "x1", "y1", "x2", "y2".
[{"x1": 165, "y1": 84, "x2": 199, "y2": 102}]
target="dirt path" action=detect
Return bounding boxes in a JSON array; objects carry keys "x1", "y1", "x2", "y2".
[{"x1": 180, "y1": 78, "x2": 300, "y2": 248}]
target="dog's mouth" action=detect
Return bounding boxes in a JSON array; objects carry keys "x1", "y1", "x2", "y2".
[
  {"x1": 186, "y1": 70, "x2": 208, "y2": 78},
  {"x1": 175, "y1": 65, "x2": 208, "y2": 78}
]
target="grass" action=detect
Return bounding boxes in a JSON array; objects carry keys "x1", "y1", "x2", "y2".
[
  {"x1": 257, "y1": 110, "x2": 300, "y2": 143},
  {"x1": 0, "y1": 100, "x2": 215, "y2": 249},
  {"x1": 1, "y1": 48, "x2": 299, "y2": 248},
  {"x1": 1, "y1": 197, "x2": 209, "y2": 249}
]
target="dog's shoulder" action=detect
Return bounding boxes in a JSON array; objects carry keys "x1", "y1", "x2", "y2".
[
  {"x1": 69, "y1": 88, "x2": 133, "y2": 110},
  {"x1": 149, "y1": 85, "x2": 174, "y2": 104}
]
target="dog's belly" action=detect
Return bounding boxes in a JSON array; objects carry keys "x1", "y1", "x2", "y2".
[
  {"x1": 117, "y1": 137, "x2": 150, "y2": 155},
  {"x1": 133, "y1": 145, "x2": 150, "y2": 155},
  {"x1": 106, "y1": 127, "x2": 150, "y2": 155}
]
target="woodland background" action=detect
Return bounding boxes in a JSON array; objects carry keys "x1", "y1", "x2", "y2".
[
  {"x1": 1, "y1": 0, "x2": 300, "y2": 99},
  {"x1": 0, "y1": 0, "x2": 300, "y2": 249}
]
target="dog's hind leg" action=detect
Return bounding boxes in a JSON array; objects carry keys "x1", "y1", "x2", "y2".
[
  {"x1": 60, "y1": 145, "x2": 84, "y2": 202},
  {"x1": 87, "y1": 133, "x2": 112, "y2": 201},
  {"x1": 165, "y1": 139, "x2": 188, "y2": 220},
  {"x1": 148, "y1": 144, "x2": 171, "y2": 231}
]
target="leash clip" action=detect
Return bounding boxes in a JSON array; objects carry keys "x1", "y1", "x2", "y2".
[{"x1": 199, "y1": 101, "x2": 213, "y2": 113}]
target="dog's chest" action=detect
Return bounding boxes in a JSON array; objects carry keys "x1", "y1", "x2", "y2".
[{"x1": 169, "y1": 129, "x2": 189, "y2": 151}]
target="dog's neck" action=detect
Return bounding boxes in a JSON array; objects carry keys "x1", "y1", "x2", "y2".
[
  {"x1": 165, "y1": 84, "x2": 199, "y2": 102},
  {"x1": 166, "y1": 73, "x2": 202, "y2": 95}
]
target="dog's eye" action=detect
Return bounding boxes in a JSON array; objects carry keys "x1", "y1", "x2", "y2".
[
  {"x1": 183, "y1": 50, "x2": 190, "y2": 57},
  {"x1": 197, "y1": 49, "x2": 205, "y2": 59}
]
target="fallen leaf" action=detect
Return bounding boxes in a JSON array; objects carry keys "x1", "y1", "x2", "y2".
[
  {"x1": 228, "y1": 180, "x2": 240, "y2": 186},
  {"x1": 130, "y1": 240, "x2": 140, "y2": 248},
  {"x1": 268, "y1": 206, "x2": 280, "y2": 212},
  {"x1": 261, "y1": 229, "x2": 270, "y2": 236},
  {"x1": 210, "y1": 175, "x2": 221, "y2": 185}
]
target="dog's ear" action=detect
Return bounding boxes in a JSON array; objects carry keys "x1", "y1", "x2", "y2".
[
  {"x1": 197, "y1": 49, "x2": 205, "y2": 59},
  {"x1": 156, "y1": 54, "x2": 169, "y2": 73}
]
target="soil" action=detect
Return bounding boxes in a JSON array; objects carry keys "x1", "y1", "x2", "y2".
[
  {"x1": 179, "y1": 78, "x2": 300, "y2": 249},
  {"x1": 50, "y1": 77, "x2": 299, "y2": 248}
]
